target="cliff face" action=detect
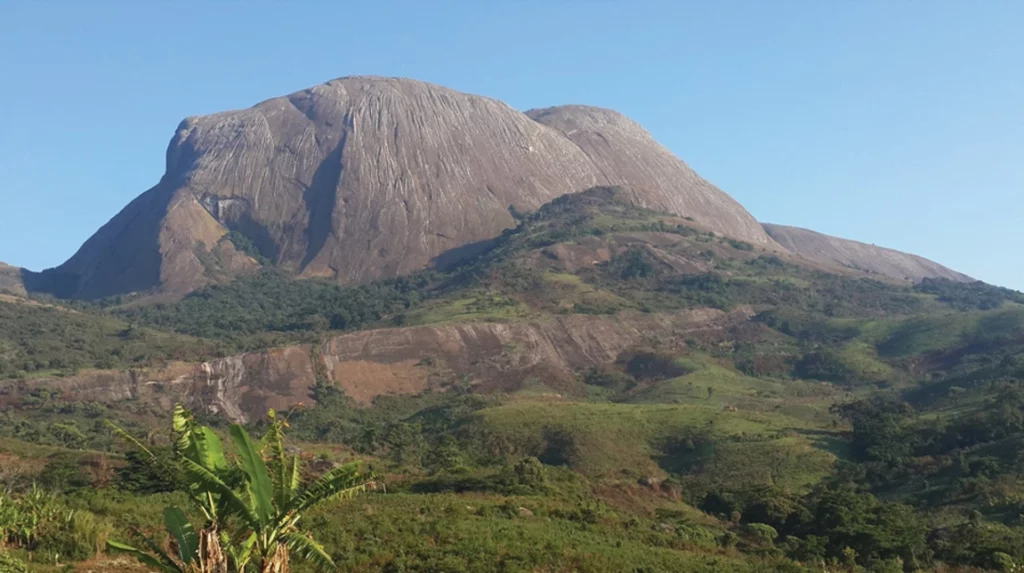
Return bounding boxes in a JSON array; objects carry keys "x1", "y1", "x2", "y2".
[
  {"x1": 762, "y1": 224, "x2": 972, "y2": 283},
  {"x1": 31, "y1": 76, "x2": 772, "y2": 299},
  {"x1": 16, "y1": 308, "x2": 747, "y2": 422}
]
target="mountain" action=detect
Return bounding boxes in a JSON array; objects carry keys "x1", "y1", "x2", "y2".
[
  {"x1": 28, "y1": 76, "x2": 773, "y2": 300},
  {"x1": 762, "y1": 223, "x2": 972, "y2": 283},
  {"x1": 0, "y1": 262, "x2": 26, "y2": 297},
  {"x1": 45, "y1": 186, "x2": 1003, "y2": 422}
]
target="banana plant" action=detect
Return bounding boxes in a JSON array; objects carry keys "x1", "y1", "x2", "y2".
[
  {"x1": 108, "y1": 407, "x2": 373, "y2": 572},
  {"x1": 108, "y1": 406, "x2": 233, "y2": 572},
  {"x1": 107, "y1": 507, "x2": 204, "y2": 573},
  {"x1": 183, "y1": 411, "x2": 371, "y2": 571}
]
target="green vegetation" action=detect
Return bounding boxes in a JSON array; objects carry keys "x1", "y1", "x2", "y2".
[
  {"x1": 914, "y1": 278, "x2": 1024, "y2": 311},
  {"x1": 106, "y1": 407, "x2": 374, "y2": 572},
  {"x1": 3, "y1": 186, "x2": 1024, "y2": 571},
  {"x1": 0, "y1": 299, "x2": 218, "y2": 379},
  {"x1": 112, "y1": 269, "x2": 439, "y2": 344}
]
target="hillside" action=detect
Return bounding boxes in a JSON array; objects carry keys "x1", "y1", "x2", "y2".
[
  {"x1": 0, "y1": 295, "x2": 220, "y2": 380},
  {"x1": 0, "y1": 262, "x2": 26, "y2": 297},
  {"x1": 21, "y1": 187, "x2": 1005, "y2": 423},
  {"x1": 25, "y1": 76, "x2": 775, "y2": 301},
  {"x1": 763, "y1": 223, "x2": 971, "y2": 283},
  {"x1": 1, "y1": 187, "x2": 1023, "y2": 572}
]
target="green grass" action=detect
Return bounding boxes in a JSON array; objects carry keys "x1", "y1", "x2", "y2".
[
  {"x1": 400, "y1": 291, "x2": 534, "y2": 325},
  {"x1": 305, "y1": 492, "x2": 810, "y2": 573},
  {"x1": 627, "y1": 355, "x2": 836, "y2": 416},
  {"x1": 874, "y1": 307, "x2": 1024, "y2": 358},
  {"x1": 683, "y1": 436, "x2": 837, "y2": 492},
  {"x1": 466, "y1": 400, "x2": 835, "y2": 486},
  {"x1": 539, "y1": 271, "x2": 631, "y2": 312}
]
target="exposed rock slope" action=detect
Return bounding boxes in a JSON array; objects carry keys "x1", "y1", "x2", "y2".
[
  {"x1": 0, "y1": 263, "x2": 26, "y2": 297},
  {"x1": 21, "y1": 307, "x2": 746, "y2": 422},
  {"x1": 30, "y1": 76, "x2": 772, "y2": 299},
  {"x1": 762, "y1": 224, "x2": 971, "y2": 283}
]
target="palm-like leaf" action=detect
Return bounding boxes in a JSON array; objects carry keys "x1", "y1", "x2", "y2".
[
  {"x1": 105, "y1": 420, "x2": 158, "y2": 462},
  {"x1": 107, "y1": 540, "x2": 182, "y2": 573},
  {"x1": 288, "y1": 463, "x2": 371, "y2": 514},
  {"x1": 281, "y1": 531, "x2": 336, "y2": 572},
  {"x1": 289, "y1": 454, "x2": 301, "y2": 494},
  {"x1": 172, "y1": 405, "x2": 198, "y2": 460},
  {"x1": 180, "y1": 457, "x2": 258, "y2": 528},
  {"x1": 260, "y1": 411, "x2": 292, "y2": 510},
  {"x1": 111, "y1": 406, "x2": 371, "y2": 573},
  {"x1": 163, "y1": 507, "x2": 199, "y2": 566},
  {"x1": 230, "y1": 425, "x2": 276, "y2": 526},
  {"x1": 190, "y1": 426, "x2": 228, "y2": 472},
  {"x1": 223, "y1": 530, "x2": 256, "y2": 572},
  {"x1": 136, "y1": 527, "x2": 185, "y2": 570}
]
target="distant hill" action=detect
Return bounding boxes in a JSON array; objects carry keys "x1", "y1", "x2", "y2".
[{"x1": 762, "y1": 223, "x2": 971, "y2": 283}]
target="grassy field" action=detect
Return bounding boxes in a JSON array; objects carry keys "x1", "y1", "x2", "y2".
[
  {"x1": 399, "y1": 290, "x2": 536, "y2": 325},
  {"x1": 305, "y1": 492, "x2": 809, "y2": 573},
  {"x1": 465, "y1": 399, "x2": 837, "y2": 487}
]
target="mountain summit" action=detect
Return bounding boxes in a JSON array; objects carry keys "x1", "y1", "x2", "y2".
[
  {"x1": 24, "y1": 76, "x2": 970, "y2": 299},
  {"x1": 27, "y1": 76, "x2": 772, "y2": 299}
]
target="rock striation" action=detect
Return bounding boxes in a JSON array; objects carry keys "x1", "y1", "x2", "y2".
[{"x1": 29, "y1": 76, "x2": 772, "y2": 299}]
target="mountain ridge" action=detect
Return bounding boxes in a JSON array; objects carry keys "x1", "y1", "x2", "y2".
[
  {"x1": 762, "y1": 223, "x2": 972, "y2": 283},
  {"x1": 19, "y1": 75, "x2": 974, "y2": 300}
]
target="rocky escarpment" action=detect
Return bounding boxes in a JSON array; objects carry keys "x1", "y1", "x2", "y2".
[
  {"x1": 29, "y1": 76, "x2": 773, "y2": 299},
  {"x1": 13, "y1": 308, "x2": 748, "y2": 422},
  {"x1": 0, "y1": 263, "x2": 26, "y2": 298},
  {"x1": 762, "y1": 224, "x2": 972, "y2": 283}
]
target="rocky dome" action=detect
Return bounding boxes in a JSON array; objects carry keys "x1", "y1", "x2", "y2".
[{"x1": 30, "y1": 76, "x2": 773, "y2": 299}]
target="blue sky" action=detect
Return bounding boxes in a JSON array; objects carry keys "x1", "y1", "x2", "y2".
[{"x1": 1, "y1": 1, "x2": 1021, "y2": 289}]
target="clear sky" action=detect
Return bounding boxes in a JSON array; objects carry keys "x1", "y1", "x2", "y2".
[{"x1": 1, "y1": 1, "x2": 1021, "y2": 289}]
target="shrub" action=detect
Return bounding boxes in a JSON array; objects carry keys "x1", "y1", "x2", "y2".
[
  {"x1": 746, "y1": 523, "x2": 779, "y2": 544},
  {"x1": 0, "y1": 553, "x2": 29, "y2": 573},
  {"x1": 36, "y1": 510, "x2": 109, "y2": 561},
  {"x1": 992, "y1": 552, "x2": 1016, "y2": 572},
  {"x1": 509, "y1": 457, "x2": 547, "y2": 491}
]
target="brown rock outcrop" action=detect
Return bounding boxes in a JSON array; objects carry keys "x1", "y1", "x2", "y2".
[{"x1": 15, "y1": 308, "x2": 745, "y2": 422}]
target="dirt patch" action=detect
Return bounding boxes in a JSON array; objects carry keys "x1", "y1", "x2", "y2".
[{"x1": 329, "y1": 359, "x2": 429, "y2": 404}]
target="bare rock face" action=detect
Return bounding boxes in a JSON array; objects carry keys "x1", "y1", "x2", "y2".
[
  {"x1": 0, "y1": 263, "x2": 26, "y2": 297},
  {"x1": 762, "y1": 224, "x2": 971, "y2": 283},
  {"x1": 31, "y1": 76, "x2": 772, "y2": 299},
  {"x1": 22, "y1": 307, "x2": 745, "y2": 422}
]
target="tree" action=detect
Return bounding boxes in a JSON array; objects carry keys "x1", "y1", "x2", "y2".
[{"x1": 107, "y1": 406, "x2": 374, "y2": 572}]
